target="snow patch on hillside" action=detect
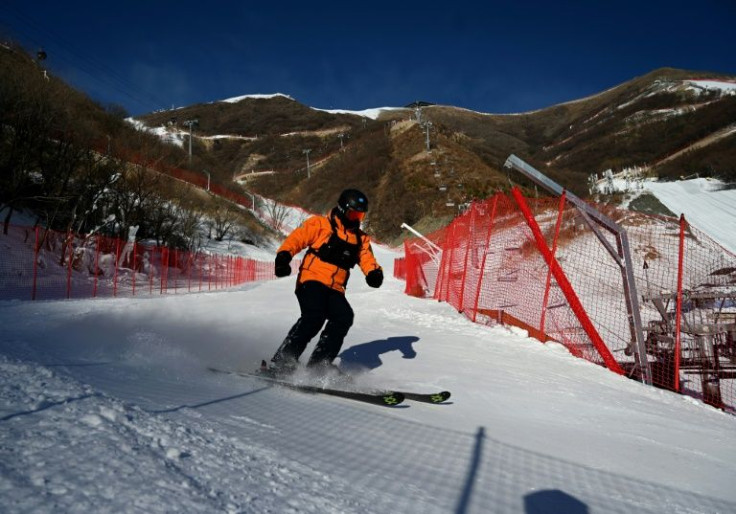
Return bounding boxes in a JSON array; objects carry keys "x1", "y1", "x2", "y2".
[
  {"x1": 219, "y1": 92, "x2": 294, "y2": 103},
  {"x1": 314, "y1": 106, "x2": 406, "y2": 119},
  {"x1": 686, "y1": 79, "x2": 736, "y2": 95}
]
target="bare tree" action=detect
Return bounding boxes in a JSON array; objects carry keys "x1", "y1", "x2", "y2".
[
  {"x1": 0, "y1": 63, "x2": 55, "y2": 233},
  {"x1": 175, "y1": 205, "x2": 205, "y2": 252},
  {"x1": 66, "y1": 153, "x2": 123, "y2": 235},
  {"x1": 144, "y1": 182, "x2": 206, "y2": 251},
  {"x1": 111, "y1": 163, "x2": 163, "y2": 230},
  {"x1": 207, "y1": 204, "x2": 240, "y2": 241},
  {"x1": 264, "y1": 199, "x2": 290, "y2": 233}
]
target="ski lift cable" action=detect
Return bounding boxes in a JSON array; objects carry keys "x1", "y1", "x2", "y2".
[
  {"x1": 4, "y1": 9, "x2": 163, "y2": 111},
  {"x1": 3, "y1": 6, "x2": 169, "y2": 112},
  {"x1": 3, "y1": 5, "x2": 161, "y2": 106}
]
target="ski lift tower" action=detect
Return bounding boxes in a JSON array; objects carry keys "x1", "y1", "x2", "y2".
[
  {"x1": 642, "y1": 271, "x2": 736, "y2": 409},
  {"x1": 183, "y1": 119, "x2": 199, "y2": 166}
]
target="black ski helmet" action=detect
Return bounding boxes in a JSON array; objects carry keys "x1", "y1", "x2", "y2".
[{"x1": 336, "y1": 189, "x2": 369, "y2": 216}]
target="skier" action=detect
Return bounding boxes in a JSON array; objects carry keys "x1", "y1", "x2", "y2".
[{"x1": 270, "y1": 189, "x2": 384, "y2": 374}]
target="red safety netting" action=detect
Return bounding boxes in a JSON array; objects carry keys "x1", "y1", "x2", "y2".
[
  {"x1": 399, "y1": 189, "x2": 736, "y2": 413},
  {"x1": 629, "y1": 215, "x2": 736, "y2": 410},
  {"x1": 0, "y1": 225, "x2": 280, "y2": 301}
]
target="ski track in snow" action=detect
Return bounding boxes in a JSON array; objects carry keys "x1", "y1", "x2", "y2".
[{"x1": 0, "y1": 355, "x2": 380, "y2": 514}]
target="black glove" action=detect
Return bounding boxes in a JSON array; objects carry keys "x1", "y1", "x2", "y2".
[
  {"x1": 365, "y1": 268, "x2": 383, "y2": 288},
  {"x1": 274, "y1": 251, "x2": 292, "y2": 277}
]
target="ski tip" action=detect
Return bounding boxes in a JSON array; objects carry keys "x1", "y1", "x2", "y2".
[{"x1": 436, "y1": 391, "x2": 451, "y2": 402}]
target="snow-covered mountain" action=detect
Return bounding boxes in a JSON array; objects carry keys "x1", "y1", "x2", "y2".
[{"x1": 130, "y1": 68, "x2": 736, "y2": 243}]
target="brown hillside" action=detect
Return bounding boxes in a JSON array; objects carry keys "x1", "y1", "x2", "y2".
[
  {"x1": 135, "y1": 66, "x2": 734, "y2": 242},
  {"x1": 3, "y1": 39, "x2": 734, "y2": 246}
]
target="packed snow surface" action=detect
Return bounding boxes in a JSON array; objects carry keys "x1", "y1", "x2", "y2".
[
  {"x1": 2, "y1": 241, "x2": 735, "y2": 513},
  {"x1": 3, "y1": 182, "x2": 736, "y2": 513}
]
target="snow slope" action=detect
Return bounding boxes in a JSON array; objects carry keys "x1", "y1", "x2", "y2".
[
  {"x1": 645, "y1": 178, "x2": 736, "y2": 254},
  {"x1": 2, "y1": 242, "x2": 736, "y2": 513},
  {"x1": 592, "y1": 174, "x2": 736, "y2": 255}
]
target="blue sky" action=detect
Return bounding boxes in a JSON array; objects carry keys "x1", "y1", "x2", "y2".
[{"x1": 2, "y1": 1, "x2": 735, "y2": 116}]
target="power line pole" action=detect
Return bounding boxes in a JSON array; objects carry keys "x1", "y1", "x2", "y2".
[
  {"x1": 183, "y1": 119, "x2": 199, "y2": 166},
  {"x1": 303, "y1": 149, "x2": 312, "y2": 178},
  {"x1": 202, "y1": 169, "x2": 210, "y2": 191}
]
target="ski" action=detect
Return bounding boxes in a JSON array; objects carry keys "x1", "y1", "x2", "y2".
[
  {"x1": 209, "y1": 365, "x2": 450, "y2": 405},
  {"x1": 208, "y1": 367, "x2": 405, "y2": 407},
  {"x1": 398, "y1": 390, "x2": 451, "y2": 404}
]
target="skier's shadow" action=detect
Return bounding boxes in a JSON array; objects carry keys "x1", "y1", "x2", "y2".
[{"x1": 338, "y1": 336, "x2": 419, "y2": 373}]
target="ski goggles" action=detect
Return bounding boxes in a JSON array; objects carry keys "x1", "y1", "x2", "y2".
[{"x1": 345, "y1": 209, "x2": 366, "y2": 222}]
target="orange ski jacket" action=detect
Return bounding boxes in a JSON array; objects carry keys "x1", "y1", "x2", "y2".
[{"x1": 277, "y1": 211, "x2": 381, "y2": 293}]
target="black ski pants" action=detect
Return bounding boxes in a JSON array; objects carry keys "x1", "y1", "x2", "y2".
[{"x1": 272, "y1": 281, "x2": 354, "y2": 366}]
